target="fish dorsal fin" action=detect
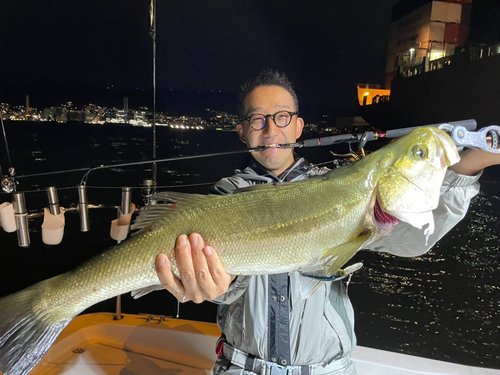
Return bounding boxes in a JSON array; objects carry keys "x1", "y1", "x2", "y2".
[
  {"x1": 152, "y1": 191, "x2": 213, "y2": 205},
  {"x1": 130, "y1": 191, "x2": 215, "y2": 231}
]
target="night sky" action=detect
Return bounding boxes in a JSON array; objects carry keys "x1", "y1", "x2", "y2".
[{"x1": 1, "y1": 0, "x2": 400, "y2": 119}]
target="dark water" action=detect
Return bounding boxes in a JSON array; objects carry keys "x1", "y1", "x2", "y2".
[{"x1": 0, "y1": 121, "x2": 499, "y2": 369}]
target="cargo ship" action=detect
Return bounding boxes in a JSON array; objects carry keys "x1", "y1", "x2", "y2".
[{"x1": 357, "y1": 0, "x2": 500, "y2": 129}]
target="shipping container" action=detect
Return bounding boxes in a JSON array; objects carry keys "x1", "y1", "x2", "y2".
[
  {"x1": 431, "y1": 1, "x2": 462, "y2": 23},
  {"x1": 444, "y1": 23, "x2": 470, "y2": 45}
]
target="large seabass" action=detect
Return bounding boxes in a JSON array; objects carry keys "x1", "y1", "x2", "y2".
[{"x1": 0, "y1": 127, "x2": 459, "y2": 375}]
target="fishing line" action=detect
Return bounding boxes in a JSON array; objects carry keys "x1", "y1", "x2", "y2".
[
  {"x1": 10, "y1": 134, "x2": 375, "y2": 183},
  {"x1": 12, "y1": 133, "x2": 367, "y2": 182},
  {"x1": 14, "y1": 149, "x2": 251, "y2": 181},
  {"x1": 0, "y1": 156, "x2": 341, "y2": 196},
  {"x1": 0, "y1": 109, "x2": 13, "y2": 172},
  {"x1": 0, "y1": 181, "x2": 219, "y2": 196}
]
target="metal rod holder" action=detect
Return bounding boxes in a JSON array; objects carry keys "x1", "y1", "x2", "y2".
[
  {"x1": 121, "y1": 187, "x2": 132, "y2": 215},
  {"x1": 12, "y1": 192, "x2": 30, "y2": 247},
  {"x1": 114, "y1": 295, "x2": 123, "y2": 320},
  {"x1": 77, "y1": 185, "x2": 90, "y2": 232},
  {"x1": 47, "y1": 186, "x2": 60, "y2": 215}
]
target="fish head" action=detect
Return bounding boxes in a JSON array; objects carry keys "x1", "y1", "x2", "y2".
[{"x1": 375, "y1": 127, "x2": 460, "y2": 236}]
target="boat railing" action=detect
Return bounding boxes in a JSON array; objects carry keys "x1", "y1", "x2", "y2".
[{"x1": 397, "y1": 42, "x2": 500, "y2": 80}]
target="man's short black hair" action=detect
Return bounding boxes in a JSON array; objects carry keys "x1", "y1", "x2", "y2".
[{"x1": 238, "y1": 69, "x2": 299, "y2": 117}]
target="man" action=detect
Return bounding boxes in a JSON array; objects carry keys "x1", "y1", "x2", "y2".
[{"x1": 155, "y1": 70, "x2": 500, "y2": 374}]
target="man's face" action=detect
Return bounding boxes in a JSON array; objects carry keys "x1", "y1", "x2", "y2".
[{"x1": 236, "y1": 85, "x2": 304, "y2": 176}]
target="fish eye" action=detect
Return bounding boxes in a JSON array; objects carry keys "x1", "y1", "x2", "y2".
[{"x1": 412, "y1": 145, "x2": 426, "y2": 159}]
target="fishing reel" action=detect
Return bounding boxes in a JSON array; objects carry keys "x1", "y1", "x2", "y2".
[
  {"x1": 1, "y1": 167, "x2": 16, "y2": 193},
  {"x1": 141, "y1": 178, "x2": 157, "y2": 206}
]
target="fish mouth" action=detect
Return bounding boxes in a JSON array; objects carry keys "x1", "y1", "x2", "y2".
[
  {"x1": 375, "y1": 197, "x2": 436, "y2": 242},
  {"x1": 374, "y1": 200, "x2": 400, "y2": 233}
]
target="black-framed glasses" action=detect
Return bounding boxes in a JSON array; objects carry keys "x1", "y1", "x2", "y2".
[{"x1": 239, "y1": 111, "x2": 299, "y2": 130}]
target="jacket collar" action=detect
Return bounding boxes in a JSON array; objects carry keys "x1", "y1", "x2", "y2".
[{"x1": 247, "y1": 154, "x2": 313, "y2": 183}]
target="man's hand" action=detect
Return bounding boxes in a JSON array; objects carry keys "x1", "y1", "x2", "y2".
[{"x1": 155, "y1": 233, "x2": 234, "y2": 303}]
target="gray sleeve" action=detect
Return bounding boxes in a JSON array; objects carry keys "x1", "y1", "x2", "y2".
[{"x1": 367, "y1": 169, "x2": 482, "y2": 257}]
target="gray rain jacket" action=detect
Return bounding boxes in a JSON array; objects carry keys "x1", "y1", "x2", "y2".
[{"x1": 210, "y1": 155, "x2": 481, "y2": 374}]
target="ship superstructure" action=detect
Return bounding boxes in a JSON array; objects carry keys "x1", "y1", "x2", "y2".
[
  {"x1": 357, "y1": 0, "x2": 500, "y2": 129},
  {"x1": 386, "y1": 0, "x2": 472, "y2": 87}
]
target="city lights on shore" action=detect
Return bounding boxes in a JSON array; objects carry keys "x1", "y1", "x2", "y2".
[{"x1": 0, "y1": 101, "x2": 238, "y2": 131}]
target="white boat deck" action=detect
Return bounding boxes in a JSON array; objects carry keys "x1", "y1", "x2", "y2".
[{"x1": 22, "y1": 313, "x2": 500, "y2": 375}]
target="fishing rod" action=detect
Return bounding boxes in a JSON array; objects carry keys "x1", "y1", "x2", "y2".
[{"x1": 247, "y1": 119, "x2": 484, "y2": 151}]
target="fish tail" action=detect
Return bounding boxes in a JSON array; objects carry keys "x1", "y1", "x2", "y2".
[{"x1": 0, "y1": 275, "x2": 73, "y2": 375}]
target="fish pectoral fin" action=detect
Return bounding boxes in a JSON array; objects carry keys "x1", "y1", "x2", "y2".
[
  {"x1": 320, "y1": 233, "x2": 371, "y2": 276},
  {"x1": 131, "y1": 284, "x2": 164, "y2": 299}
]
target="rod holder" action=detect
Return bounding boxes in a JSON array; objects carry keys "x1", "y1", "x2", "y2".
[
  {"x1": 12, "y1": 192, "x2": 30, "y2": 247},
  {"x1": 78, "y1": 185, "x2": 90, "y2": 232},
  {"x1": 110, "y1": 187, "x2": 135, "y2": 243},
  {"x1": 114, "y1": 295, "x2": 123, "y2": 320},
  {"x1": 121, "y1": 187, "x2": 132, "y2": 215},
  {"x1": 47, "y1": 187, "x2": 60, "y2": 215}
]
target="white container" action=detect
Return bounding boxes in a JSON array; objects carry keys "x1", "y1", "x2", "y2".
[
  {"x1": 0, "y1": 202, "x2": 17, "y2": 233},
  {"x1": 110, "y1": 204, "x2": 135, "y2": 243},
  {"x1": 41, "y1": 207, "x2": 65, "y2": 245}
]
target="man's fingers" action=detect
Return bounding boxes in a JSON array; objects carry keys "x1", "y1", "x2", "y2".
[
  {"x1": 175, "y1": 234, "x2": 196, "y2": 289},
  {"x1": 204, "y1": 246, "x2": 232, "y2": 291},
  {"x1": 155, "y1": 253, "x2": 185, "y2": 300},
  {"x1": 190, "y1": 233, "x2": 231, "y2": 301},
  {"x1": 175, "y1": 234, "x2": 205, "y2": 303},
  {"x1": 189, "y1": 233, "x2": 216, "y2": 302},
  {"x1": 156, "y1": 233, "x2": 232, "y2": 303},
  {"x1": 190, "y1": 233, "x2": 212, "y2": 283}
]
